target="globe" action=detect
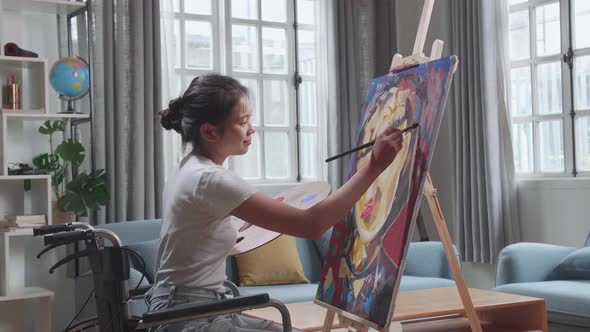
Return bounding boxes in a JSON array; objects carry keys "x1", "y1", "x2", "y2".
[{"x1": 49, "y1": 56, "x2": 90, "y2": 102}]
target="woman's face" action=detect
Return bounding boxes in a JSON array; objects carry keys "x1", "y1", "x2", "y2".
[{"x1": 219, "y1": 95, "x2": 255, "y2": 156}]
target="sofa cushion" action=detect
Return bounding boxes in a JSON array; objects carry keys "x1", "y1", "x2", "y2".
[
  {"x1": 126, "y1": 239, "x2": 159, "y2": 282},
  {"x1": 398, "y1": 276, "x2": 456, "y2": 291},
  {"x1": 495, "y1": 281, "x2": 590, "y2": 327},
  {"x1": 296, "y1": 237, "x2": 323, "y2": 283},
  {"x1": 548, "y1": 247, "x2": 590, "y2": 281},
  {"x1": 238, "y1": 283, "x2": 320, "y2": 304},
  {"x1": 96, "y1": 219, "x2": 162, "y2": 244},
  {"x1": 236, "y1": 235, "x2": 309, "y2": 286},
  {"x1": 314, "y1": 227, "x2": 334, "y2": 260}
]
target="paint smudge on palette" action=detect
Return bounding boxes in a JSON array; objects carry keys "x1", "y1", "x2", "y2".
[{"x1": 301, "y1": 194, "x2": 317, "y2": 203}]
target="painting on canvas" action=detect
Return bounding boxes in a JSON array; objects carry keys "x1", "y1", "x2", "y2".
[{"x1": 316, "y1": 56, "x2": 458, "y2": 327}]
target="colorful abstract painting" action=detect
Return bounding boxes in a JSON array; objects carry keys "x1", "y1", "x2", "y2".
[{"x1": 315, "y1": 56, "x2": 458, "y2": 328}]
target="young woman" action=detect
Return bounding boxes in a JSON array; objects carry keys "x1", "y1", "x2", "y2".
[{"x1": 147, "y1": 74, "x2": 403, "y2": 331}]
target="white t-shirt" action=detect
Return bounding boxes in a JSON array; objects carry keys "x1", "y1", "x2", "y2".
[{"x1": 151, "y1": 154, "x2": 257, "y2": 293}]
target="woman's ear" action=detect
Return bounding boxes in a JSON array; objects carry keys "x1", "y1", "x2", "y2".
[{"x1": 200, "y1": 123, "x2": 220, "y2": 142}]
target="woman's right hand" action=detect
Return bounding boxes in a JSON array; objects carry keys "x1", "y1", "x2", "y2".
[{"x1": 369, "y1": 126, "x2": 403, "y2": 174}]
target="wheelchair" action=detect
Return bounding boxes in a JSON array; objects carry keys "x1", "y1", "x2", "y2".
[{"x1": 33, "y1": 223, "x2": 292, "y2": 332}]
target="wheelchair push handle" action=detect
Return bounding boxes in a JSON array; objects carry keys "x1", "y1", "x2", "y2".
[
  {"x1": 33, "y1": 224, "x2": 71, "y2": 236},
  {"x1": 44, "y1": 230, "x2": 93, "y2": 246},
  {"x1": 33, "y1": 222, "x2": 93, "y2": 236}
]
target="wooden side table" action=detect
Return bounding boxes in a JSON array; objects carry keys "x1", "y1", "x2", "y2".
[{"x1": 244, "y1": 287, "x2": 548, "y2": 332}]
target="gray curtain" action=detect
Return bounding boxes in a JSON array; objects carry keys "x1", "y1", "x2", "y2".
[
  {"x1": 450, "y1": 0, "x2": 520, "y2": 263},
  {"x1": 326, "y1": 0, "x2": 397, "y2": 188},
  {"x1": 88, "y1": 0, "x2": 164, "y2": 224}
]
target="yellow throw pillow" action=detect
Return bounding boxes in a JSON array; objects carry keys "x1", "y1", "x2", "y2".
[{"x1": 236, "y1": 235, "x2": 309, "y2": 286}]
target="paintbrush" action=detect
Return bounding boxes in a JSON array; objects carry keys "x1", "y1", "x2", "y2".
[{"x1": 325, "y1": 123, "x2": 419, "y2": 163}]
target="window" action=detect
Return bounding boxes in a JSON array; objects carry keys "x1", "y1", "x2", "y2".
[
  {"x1": 508, "y1": 0, "x2": 590, "y2": 176},
  {"x1": 161, "y1": 0, "x2": 326, "y2": 184}
]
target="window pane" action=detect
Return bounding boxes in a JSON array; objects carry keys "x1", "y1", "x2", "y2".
[
  {"x1": 298, "y1": 30, "x2": 316, "y2": 75},
  {"x1": 301, "y1": 132, "x2": 317, "y2": 178},
  {"x1": 264, "y1": 132, "x2": 290, "y2": 178},
  {"x1": 238, "y1": 78, "x2": 260, "y2": 126},
  {"x1": 535, "y1": 3, "x2": 560, "y2": 57},
  {"x1": 185, "y1": 0, "x2": 211, "y2": 15},
  {"x1": 173, "y1": 0, "x2": 179, "y2": 12},
  {"x1": 299, "y1": 81, "x2": 317, "y2": 126},
  {"x1": 509, "y1": 0, "x2": 527, "y2": 5},
  {"x1": 574, "y1": 0, "x2": 590, "y2": 49},
  {"x1": 510, "y1": 10, "x2": 531, "y2": 61},
  {"x1": 232, "y1": 0, "x2": 257, "y2": 20},
  {"x1": 513, "y1": 122, "x2": 534, "y2": 173},
  {"x1": 297, "y1": 0, "x2": 316, "y2": 25},
  {"x1": 510, "y1": 66, "x2": 532, "y2": 116},
  {"x1": 574, "y1": 55, "x2": 590, "y2": 110},
  {"x1": 263, "y1": 80, "x2": 289, "y2": 126},
  {"x1": 262, "y1": 27, "x2": 287, "y2": 74},
  {"x1": 185, "y1": 21, "x2": 213, "y2": 69},
  {"x1": 538, "y1": 120, "x2": 564, "y2": 172},
  {"x1": 576, "y1": 116, "x2": 590, "y2": 171},
  {"x1": 183, "y1": 76, "x2": 193, "y2": 93},
  {"x1": 232, "y1": 25, "x2": 258, "y2": 72},
  {"x1": 233, "y1": 134, "x2": 262, "y2": 179},
  {"x1": 262, "y1": 0, "x2": 286, "y2": 23},
  {"x1": 537, "y1": 62, "x2": 562, "y2": 115}
]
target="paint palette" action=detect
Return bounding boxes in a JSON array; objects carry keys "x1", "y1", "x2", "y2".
[{"x1": 229, "y1": 181, "x2": 331, "y2": 256}]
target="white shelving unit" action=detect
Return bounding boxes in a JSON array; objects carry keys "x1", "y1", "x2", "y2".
[
  {"x1": 0, "y1": 0, "x2": 85, "y2": 15},
  {"x1": 0, "y1": 1, "x2": 88, "y2": 330}
]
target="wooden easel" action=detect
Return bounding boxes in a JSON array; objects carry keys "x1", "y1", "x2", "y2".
[{"x1": 317, "y1": 1, "x2": 483, "y2": 331}]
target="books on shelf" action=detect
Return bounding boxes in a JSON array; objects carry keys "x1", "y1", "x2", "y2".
[{"x1": 0, "y1": 214, "x2": 46, "y2": 231}]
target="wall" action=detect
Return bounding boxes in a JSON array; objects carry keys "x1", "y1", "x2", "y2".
[
  {"x1": 0, "y1": 8, "x2": 75, "y2": 331},
  {"x1": 518, "y1": 179, "x2": 590, "y2": 247}
]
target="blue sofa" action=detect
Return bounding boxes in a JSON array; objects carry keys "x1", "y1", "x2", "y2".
[
  {"x1": 494, "y1": 232, "x2": 590, "y2": 332},
  {"x1": 76, "y1": 219, "x2": 459, "y2": 319}
]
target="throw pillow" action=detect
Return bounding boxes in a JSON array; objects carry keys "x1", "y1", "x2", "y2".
[
  {"x1": 547, "y1": 247, "x2": 590, "y2": 280},
  {"x1": 236, "y1": 235, "x2": 309, "y2": 286}
]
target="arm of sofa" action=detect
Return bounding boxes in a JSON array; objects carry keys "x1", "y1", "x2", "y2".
[
  {"x1": 403, "y1": 241, "x2": 459, "y2": 280},
  {"x1": 495, "y1": 242, "x2": 576, "y2": 286}
]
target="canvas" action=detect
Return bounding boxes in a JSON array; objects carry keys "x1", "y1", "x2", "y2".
[{"x1": 315, "y1": 56, "x2": 458, "y2": 328}]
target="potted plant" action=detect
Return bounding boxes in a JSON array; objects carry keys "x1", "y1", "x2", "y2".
[{"x1": 32, "y1": 120, "x2": 109, "y2": 223}]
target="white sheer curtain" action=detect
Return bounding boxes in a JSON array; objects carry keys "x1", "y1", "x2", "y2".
[{"x1": 160, "y1": 0, "x2": 185, "y2": 178}]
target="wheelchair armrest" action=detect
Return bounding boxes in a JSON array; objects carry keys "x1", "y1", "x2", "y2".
[
  {"x1": 142, "y1": 294, "x2": 269, "y2": 323},
  {"x1": 139, "y1": 294, "x2": 292, "y2": 332}
]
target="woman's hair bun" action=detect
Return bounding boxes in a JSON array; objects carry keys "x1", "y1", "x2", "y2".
[{"x1": 160, "y1": 97, "x2": 183, "y2": 133}]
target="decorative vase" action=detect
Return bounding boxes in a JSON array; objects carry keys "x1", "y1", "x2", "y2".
[{"x1": 52, "y1": 201, "x2": 76, "y2": 224}]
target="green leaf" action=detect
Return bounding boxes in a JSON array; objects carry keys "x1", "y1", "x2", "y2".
[
  {"x1": 32, "y1": 153, "x2": 60, "y2": 172},
  {"x1": 38, "y1": 120, "x2": 66, "y2": 135},
  {"x1": 58, "y1": 169, "x2": 109, "y2": 217},
  {"x1": 58, "y1": 193, "x2": 87, "y2": 217},
  {"x1": 56, "y1": 139, "x2": 85, "y2": 167},
  {"x1": 52, "y1": 167, "x2": 65, "y2": 187}
]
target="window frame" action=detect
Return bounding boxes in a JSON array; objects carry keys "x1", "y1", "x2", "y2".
[
  {"x1": 166, "y1": 0, "x2": 327, "y2": 186},
  {"x1": 508, "y1": 0, "x2": 590, "y2": 178}
]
